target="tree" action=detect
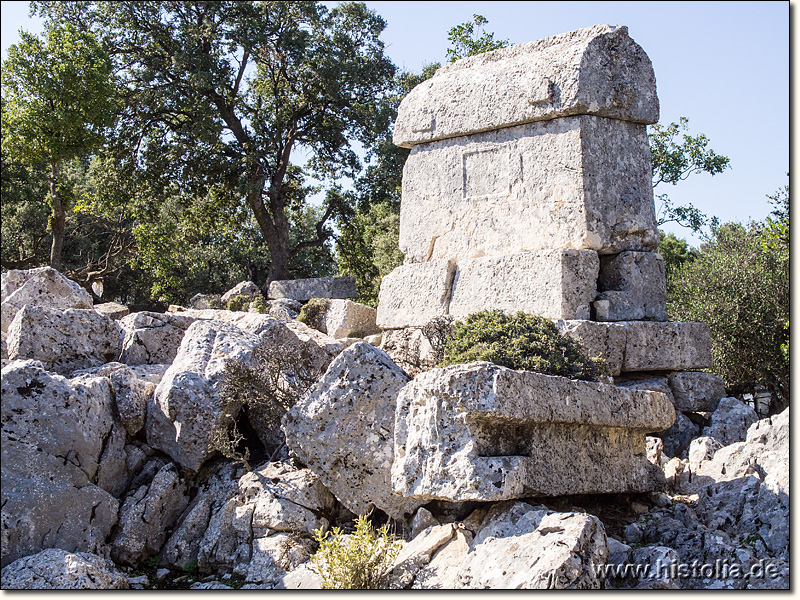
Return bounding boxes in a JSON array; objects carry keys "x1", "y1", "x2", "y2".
[
  {"x1": 657, "y1": 231, "x2": 699, "y2": 282},
  {"x1": 446, "y1": 14, "x2": 509, "y2": 62},
  {"x1": 36, "y1": 1, "x2": 396, "y2": 291},
  {"x1": 1, "y1": 23, "x2": 116, "y2": 271},
  {"x1": 667, "y1": 214, "x2": 789, "y2": 409},
  {"x1": 648, "y1": 117, "x2": 730, "y2": 236}
]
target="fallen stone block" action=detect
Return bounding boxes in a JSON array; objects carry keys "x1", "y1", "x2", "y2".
[
  {"x1": 399, "y1": 117, "x2": 657, "y2": 263},
  {"x1": 594, "y1": 251, "x2": 667, "y2": 321},
  {"x1": 377, "y1": 260, "x2": 455, "y2": 329},
  {"x1": 392, "y1": 362, "x2": 674, "y2": 502},
  {"x1": 321, "y1": 299, "x2": 380, "y2": 339},
  {"x1": 93, "y1": 301, "x2": 130, "y2": 320},
  {"x1": 702, "y1": 397, "x2": 758, "y2": 446},
  {"x1": 667, "y1": 371, "x2": 725, "y2": 413},
  {"x1": 1, "y1": 267, "x2": 92, "y2": 334},
  {"x1": 7, "y1": 306, "x2": 121, "y2": 375},
  {"x1": 267, "y1": 277, "x2": 357, "y2": 301},
  {"x1": 394, "y1": 24, "x2": 658, "y2": 147},
  {"x1": 283, "y1": 342, "x2": 423, "y2": 520},
  {"x1": 556, "y1": 320, "x2": 712, "y2": 374},
  {"x1": 118, "y1": 311, "x2": 197, "y2": 366},
  {"x1": 454, "y1": 502, "x2": 609, "y2": 589},
  {"x1": 221, "y1": 281, "x2": 261, "y2": 303},
  {"x1": 0, "y1": 548, "x2": 130, "y2": 589}
]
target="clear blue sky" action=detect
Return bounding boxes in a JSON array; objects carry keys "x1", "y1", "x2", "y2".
[{"x1": 2, "y1": 0, "x2": 790, "y2": 247}]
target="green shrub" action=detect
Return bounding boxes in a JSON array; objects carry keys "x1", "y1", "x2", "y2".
[
  {"x1": 251, "y1": 295, "x2": 268, "y2": 314},
  {"x1": 668, "y1": 221, "x2": 789, "y2": 408},
  {"x1": 310, "y1": 515, "x2": 401, "y2": 589},
  {"x1": 226, "y1": 294, "x2": 250, "y2": 312},
  {"x1": 441, "y1": 310, "x2": 607, "y2": 381},
  {"x1": 297, "y1": 298, "x2": 330, "y2": 331}
]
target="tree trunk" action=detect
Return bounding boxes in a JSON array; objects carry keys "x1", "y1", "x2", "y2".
[{"x1": 49, "y1": 162, "x2": 65, "y2": 272}]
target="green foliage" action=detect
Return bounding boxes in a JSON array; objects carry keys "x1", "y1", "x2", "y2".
[
  {"x1": 441, "y1": 310, "x2": 607, "y2": 381},
  {"x1": 658, "y1": 231, "x2": 699, "y2": 282},
  {"x1": 648, "y1": 117, "x2": 730, "y2": 235},
  {"x1": 446, "y1": 14, "x2": 509, "y2": 62},
  {"x1": 226, "y1": 294, "x2": 250, "y2": 312},
  {"x1": 310, "y1": 515, "x2": 401, "y2": 589},
  {"x1": 668, "y1": 220, "x2": 789, "y2": 406},
  {"x1": 251, "y1": 295, "x2": 268, "y2": 314},
  {"x1": 297, "y1": 298, "x2": 331, "y2": 331}
]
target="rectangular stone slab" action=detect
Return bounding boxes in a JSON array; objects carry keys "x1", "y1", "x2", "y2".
[
  {"x1": 392, "y1": 362, "x2": 674, "y2": 502},
  {"x1": 398, "y1": 116, "x2": 658, "y2": 263},
  {"x1": 377, "y1": 260, "x2": 456, "y2": 329},
  {"x1": 448, "y1": 250, "x2": 599, "y2": 322},
  {"x1": 593, "y1": 251, "x2": 667, "y2": 322},
  {"x1": 555, "y1": 320, "x2": 713, "y2": 374},
  {"x1": 267, "y1": 277, "x2": 356, "y2": 301},
  {"x1": 394, "y1": 24, "x2": 658, "y2": 147}
]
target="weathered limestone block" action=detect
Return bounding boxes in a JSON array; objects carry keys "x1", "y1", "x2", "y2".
[
  {"x1": 400, "y1": 117, "x2": 657, "y2": 263},
  {"x1": 189, "y1": 293, "x2": 222, "y2": 309},
  {"x1": 556, "y1": 320, "x2": 712, "y2": 374},
  {"x1": 655, "y1": 411, "x2": 699, "y2": 459},
  {"x1": 1, "y1": 267, "x2": 92, "y2": 334},
  {"x1": 0, "y1": 548, "x2": 130, "y2": 590},
  {"x1": 283, "y1": 342, "x2": 423, "y2": 520},
  {"x1": 392, "y1": 362, "x2": 674, "y2": 502},
  {"x1": 266, "y1": 298, "x2": 302, "y2": 321},
  {"x1": 93, "y1": 301, "x2": 130, "y2": 320},
  {"x1": 168, "y1": 308, "x2": 279, "y2": 336},
  {"x1": 394, "y1": 24, "x2": 658, "y2": 147},
  {"x1": 389, "y1": 524, "x2": 457, "y2": 589},
  {"x1": 147, "y1": 320, "x2": 262, "y2": 472},
  {"x1": 594, "y1": 251, "x2": 667, "y2": 321},
  {"x1": 111, "y1": 463, "x2": 189, "y2": 566},
  {"x1": 702, "y1": 397, "x2": 758, "y2": 446},
  {"x1": 321, "y1": 299, "x2": 380, "y2": 339},
  {"x1": 376, "y1": 260, "x2": 455, "y2": 329},
  {"x1": 454, "y1": 502, "x2": 608, "y2": 589},
  {"x1": 221, "y1": 280, "x2": 261, "y2": 303},
  {"x1": 7, "y1": 306, "x2": 121, "y2": 375},
  {"x1": 267, "y1": 276, "x2": 357, "y2": 301},
  {"x1": 446, "y1": 250, "x2": 598, "y2": 323},
  {"x1": 118, "y1": 311, "x2": 197, "y2": 366},
  {"x1": 410, "y1": 528, "x2": 473, "y2": 589},
  {"x1": 380, "y1": 328, "x2": 437, "y2": 374},
  {"x1": 1, "y1": 361, "x2": 119, "y2": 567},
  {"x1": 667, "y1": 371, "x2": 725, "y2": 413}
]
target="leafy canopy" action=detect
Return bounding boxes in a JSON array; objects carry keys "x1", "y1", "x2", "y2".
[{"x1": 446, "y1": 14, "x2": 509, "y2": 62}]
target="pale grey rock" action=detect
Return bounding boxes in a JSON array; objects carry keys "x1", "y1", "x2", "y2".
[
  {"x1": 393, "y1": 362, "x2": 674, "y2": 502},
  {"x1": 278, "y1": 562, "x2": 323, "y2": 589},
  {"x1": 629, "y1": 546, "x2": 680, "y2": 589},
  {"x1": 321, "y1": 299, "x2": 379, "y2": 339},
  {"x1": 624, "y1": 523, "x2": 642, "y2": 544},
  {"x1": 411, "y1": 528, "x2": 473, "y2": 589},
  {"x1": 221, "y1": 280, "x2": 261, "y2": 303},
  {"x1": 189, "y1": 293, "x2": 222, "y2": 309},
  {"x1": 198, "y1": 461, "x2": 336, "y2": 575},
  {"x1": 400, "y1": 118, "x2": 657, "y2": 264},
  {"x1": 394, "y1": 24, "x2": 658, "y2": 147},
  {"x1": 594, "y1": 251, "x2": 667, "y2": 321},
  {"x1": 377, "y1": 260, "x2": 455, "y2": 329},
  {"x1": 111, "y1": 463, "x2": 188, "y2": 566},
  {"x1": 645, "y1": 436, "x2": 664, "y2": 467},
  {"x1": 93, "y1": 422, "x2": 129, "y2": 498},
  {"x1": 668, "y1": 371, "x2": 725, "y2": 412},
  {"x1": 190, "y1": 580, "x2": 230, "y2": 589},
  {"x1": 73, "y1": 362, "x2": 169, "y2": 436},
  {"x1": 160, "y1": 463, "x2": 240, "y2": 570},
  {"x1": 7, "y1": 306, "x2": 121, "y2": 375},
  {"x1": 118, "y1": 311, "x2": 197, "y2": 366},
  {"x1": 1, "y1": 361, "x2": 119, "y2": 567},
  {"x1": 1, "y1": 267, "x2": 92, "y2": 334},
  {"x1": 389, "y1": 524, "x2": 456, "y2": 589},
  {"x1": 746, "y1": 407, "x2": 789, "y2": 448},
  {"x1": 267, "y1": 298, "x2": 302, "y2": 321},
  {"x1": 283, "y1": 342, "x2": 421, "y2": 520},
  {"x1": 703, "y1": 397, "x2": 758, "y2": 446},
  {"x1": 245, "y1": 534, "x2": 315, "y2": 585},
  {"x1": 448, "y1": 250, "x2": 599, "y2": 321},
  {"x1": 455, "y1": 502, "x2": 608, "y2": 589},
  {"x1": 411, "y1": 507, "x2": 440, "y2": 538},
  {"x1": 93, "y1": 301, "x2": 130, "y2": 320},
  {"x1": 364, "y1": 332, "x2": 383, "y2": 346},
  {"x1": 556, "y1": 319, "x2": 627, "y2": 376},
  {"x1": 614, "y1": 375, "x2": 673, "y2": 398},
  {"x1": 607, "y1": 537, "x2": 632, "y2": 568},
  {"x1": 147, "y1": 320, "x2": 263, "y2": 471},
  {"x1": 379, "y1": 327, "x2": 437, "y2": 374},
  {"x1": 655, "y1": 411, "x2": 699, "y2": 459},
  {"x1": 0, "y1": 548, "x2": 129, "y2": 589},
  {"x1": 687, "y1": 436, "x2": 724, "y2": 467},
  {"x1": 267, "y1": 276, "x2": 357, "y2": 301}
]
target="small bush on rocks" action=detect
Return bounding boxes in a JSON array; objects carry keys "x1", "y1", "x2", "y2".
[
  {"x1": 441, "y1": 310, "x2": 607, "y2": 381},
  {"x1": 310, "y1": 515, "x2": 401, "y2": 589},
  {"x1": 297, "y1": 298, "x2": 330, "y2": 330},
  {"x1": 250, "y1": 295, "x2": 268, "y2": 314},
  {"x1": 226, "y1": 294, "x2": 250, "y2": 312}
]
